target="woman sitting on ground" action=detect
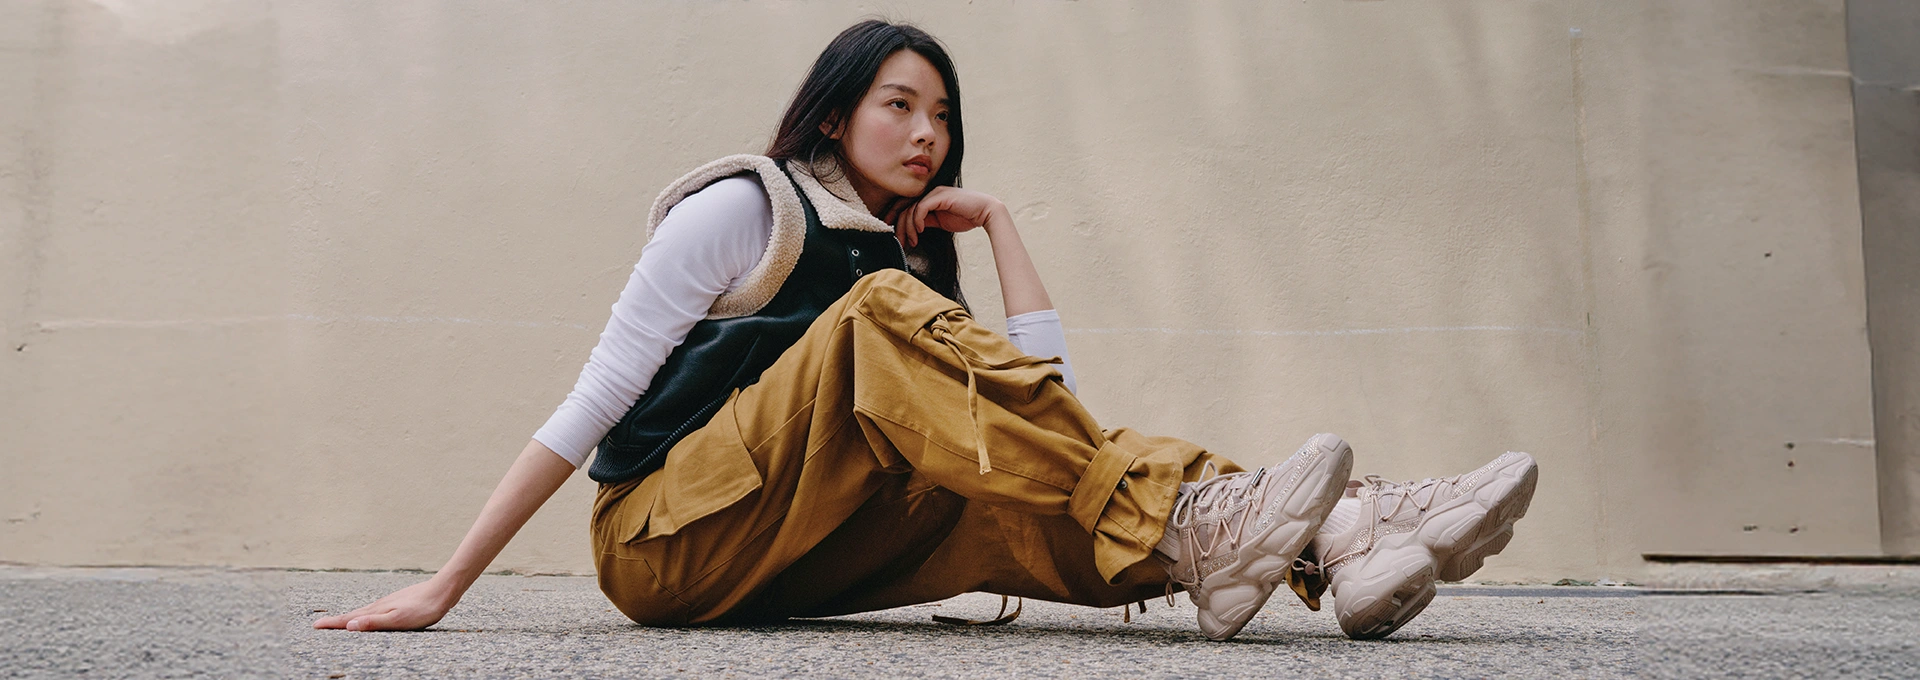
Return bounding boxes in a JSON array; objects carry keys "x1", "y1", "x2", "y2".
[{"x1": 314, "y1": 19, "x2": 1538, "y2": 642}]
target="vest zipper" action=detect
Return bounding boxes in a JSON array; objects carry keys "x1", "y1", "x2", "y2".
[{"x1": 643, "y1": 392, "x2": 730, "y2": 465}]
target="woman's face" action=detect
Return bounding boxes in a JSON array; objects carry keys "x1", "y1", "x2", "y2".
[{"x1": 829, "y1": 50, "x2": 951, "y2": 213}]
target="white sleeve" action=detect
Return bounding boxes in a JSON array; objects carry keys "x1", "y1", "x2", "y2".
[
  {"x1": 1005, "y1": 308, "x2": 1077, "y2": 394},
  {"x1": 533, "y1": 176, "x2": 773, "y2": 467}
]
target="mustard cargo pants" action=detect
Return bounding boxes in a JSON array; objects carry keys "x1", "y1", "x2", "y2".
[{"x1": 591, "y1": 270, "x2": 1245, "y2": 626}]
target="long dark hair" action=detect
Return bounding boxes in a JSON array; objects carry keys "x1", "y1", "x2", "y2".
[{"x1": 765, "y1": 20, "x2": 966, "y2": 306}]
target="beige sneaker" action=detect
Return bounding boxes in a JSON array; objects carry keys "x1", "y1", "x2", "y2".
[
  {"x1": 1156, "y1": 433, "x2": 1353, "y2": 641},
  {"x1": 1309, "y1": 451, "x2": 1539, "y2": 640}
]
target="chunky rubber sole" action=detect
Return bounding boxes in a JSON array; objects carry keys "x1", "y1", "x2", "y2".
[
  {"x1": 1333, "y1": 452, "x2": 1539, "y2": 640},
  {"x1": 1192, "y1": 433, "x2": 1354, "y2": 641}
]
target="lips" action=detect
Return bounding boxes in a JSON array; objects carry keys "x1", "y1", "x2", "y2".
[{"x1": 904, "y1": 154, "x2": 932, "y2": 177}]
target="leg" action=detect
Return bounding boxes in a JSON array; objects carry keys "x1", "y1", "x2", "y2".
[
  {"x1": 743, "y1": 428, "x2": 1350, "y2": 642},
  {"x1": 744, "y1": 429, "x2": 1246, "y2": 621},
  {"x1": 594, "y1": 270, "x2": 1207, "y2": 625}
]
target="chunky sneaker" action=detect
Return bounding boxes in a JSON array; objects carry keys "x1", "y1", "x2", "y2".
[
  {"x1": 1155, "y1": 433, "x2": 1354, "y2": 641},
  {"x1": 1307, "y1": 451, "x2": 1539, "y2": 640}
]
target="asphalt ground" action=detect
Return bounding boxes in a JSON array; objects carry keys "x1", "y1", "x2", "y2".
[{"x1": 3, "y1": 566, "x2": 1916, "y2": 678}]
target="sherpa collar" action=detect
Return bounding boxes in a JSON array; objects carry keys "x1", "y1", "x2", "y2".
[{"x1": 643, "y1": 154, "x2": 898, "y2": 319}]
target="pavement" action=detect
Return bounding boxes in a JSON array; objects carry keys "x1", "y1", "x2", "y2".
[{"x1": 2, "y1": 566, "x2": 1917, "y2": 678}]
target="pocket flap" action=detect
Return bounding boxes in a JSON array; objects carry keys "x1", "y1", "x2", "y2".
[{"x1": 621, "y1": 393, "x2": 763, "y2": 543}]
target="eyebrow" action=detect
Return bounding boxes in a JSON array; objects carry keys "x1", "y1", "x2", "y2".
[{"x1": 878, "y1": 83, "x2": 950, "y2": 106}]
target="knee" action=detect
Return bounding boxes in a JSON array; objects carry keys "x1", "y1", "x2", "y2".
[
  {"x1": 843, "y1": 268, "x2": 963, "y2": 326},
  {"x1": 597, "y1": 556, "x2": 695, "y2": 627}
]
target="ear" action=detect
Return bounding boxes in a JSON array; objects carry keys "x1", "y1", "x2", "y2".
[{"x1": 818, "y1": 114, "x2": 843, "y2": 140}]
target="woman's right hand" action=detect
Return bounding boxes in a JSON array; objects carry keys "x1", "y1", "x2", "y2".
[
  {"x1": 310, "y1": 440, "x2": 575, "y2": 632},
  {"x1": 312, "y1": 576, "x2": 457, "y2": 632}
]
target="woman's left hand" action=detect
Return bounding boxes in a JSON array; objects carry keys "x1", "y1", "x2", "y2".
[{"x1": 890, "y1": 186, "x2": 1008, "y2": 247}]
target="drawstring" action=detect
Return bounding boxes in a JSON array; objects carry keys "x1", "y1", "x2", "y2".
[
  {"x1": 932, "y1": 595, "x2": 1023, "y2": 626},
  {"x1": 1121, "y1": 590, "x2": 1180, "y2": 624},
  {"x1": 927, "y1": 316, "x2": 1060, "y2": 475},
  {"x1": 1285, "y1": 548, "x2": 1329, "y2": 611}
]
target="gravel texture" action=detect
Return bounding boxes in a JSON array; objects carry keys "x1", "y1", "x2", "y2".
[{"x1": 3, "y1": 566, "x2": 1916, "y2": 678}]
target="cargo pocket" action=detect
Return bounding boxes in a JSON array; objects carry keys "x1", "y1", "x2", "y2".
[
  {"x1": 919, "y1": 312, "x2": 1065, "y2": 476},
  {"x1": 618, "y1": 393, "x2": 764, "y2": 544}
]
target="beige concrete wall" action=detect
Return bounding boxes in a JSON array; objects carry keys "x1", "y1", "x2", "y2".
[
  {"x1": 1850, "y1": 0, "x2": 1920, "y2": 557},
  {"x1": 1575, "y1": 1, "x2": 1878, "y2": 559},
  {"x1": 0, "y1": 0, "x2": 1880, "y2": 581}
]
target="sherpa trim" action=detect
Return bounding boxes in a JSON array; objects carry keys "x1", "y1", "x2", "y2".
[
  {"x1": 644, "y1": 154, "x2": 902, "y2": 319},
  {"x1": 789, "y1": 158, "x2": 898, "y2": 234},
  {"x1": 791, "y1": 157, "x2": 930, "y2": 276},
  {"x1": 643, "y1": 155, "x2": 804, "y2": 319}
]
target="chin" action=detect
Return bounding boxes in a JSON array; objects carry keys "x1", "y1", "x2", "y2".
[
  {"x1": 881, "y1": 182, "x2": 925, "y2": 200},
  {"x1": 896, "y1": 176, "x2": 932, "y2": 197}
]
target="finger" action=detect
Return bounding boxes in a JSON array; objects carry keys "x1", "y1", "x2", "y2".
[
  {"x1": 314, "y1": 604, "x2": 378, "y2": 629},
  {"x1": 902, "y1": 203, "x2": 917, "y2": 247},
  {"x1": 892, "y1": 200, "x2": 918, "y2": 246},
  {"x1": 346, "y1": 609, "x2": 407, "y2": 632},
  {"x1": 914, "y1": 203, "x2": 934, "y2": 246}
]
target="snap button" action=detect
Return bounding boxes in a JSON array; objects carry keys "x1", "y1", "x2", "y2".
[
  {"x1": 1116, "y1": 479, "x2": 1129, "y2": 491},
  {"x1": 850, "y1": 248, "x2": 861, "y2": 257}
]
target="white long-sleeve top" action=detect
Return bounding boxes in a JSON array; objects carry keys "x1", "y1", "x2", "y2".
[{"x1": 533, "y1": 175, "x2": 1076, "y2": 468}]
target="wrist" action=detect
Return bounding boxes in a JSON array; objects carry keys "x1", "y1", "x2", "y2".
[
  {"x1": 426, "y1": 571, "x2": 470, "y2": 607},
  {"x1": 982, "y1": 202, "x2": 1015, "y2": 236}
]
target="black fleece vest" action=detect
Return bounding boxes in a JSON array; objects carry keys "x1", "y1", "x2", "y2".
[{"x1": 589, "y1": 162, "x2": 908, "y2": 484}]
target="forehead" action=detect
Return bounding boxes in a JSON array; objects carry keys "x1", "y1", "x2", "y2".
[{"x1": 870, "y1": 50, "x2": 948, "y2": 101}]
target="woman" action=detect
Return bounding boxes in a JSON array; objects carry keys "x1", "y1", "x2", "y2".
[{"x1": 313, "y1": 20, "x2": 1538, "y2": 642}]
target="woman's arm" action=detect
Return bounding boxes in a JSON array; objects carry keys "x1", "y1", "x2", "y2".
[
  {"x1": 898, "y1": 188, "x2": 1051, "y2": 316},
  {"x1": 312, "y1": 439, "x2": 574, "y2": 631},
  {"x1": 899, "y1": 188, "x2": 1077, "y2": 391},
  {"x1": 534, "y1": 176, "x2": 774, "y2": 465},
  {"x1": 1005, "y1": 309, "x2": 1076, "y2": 394},
  {"x1": 979, "y1": 205, "x2": 1054, "y2": 318},
  {"x1": 315, "y1": 177, "x2": 770, "y2": 632}
]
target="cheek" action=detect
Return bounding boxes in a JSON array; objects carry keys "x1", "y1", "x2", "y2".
[{"x1": 846, "y1": 112, "x2": 897, "y2": 157}]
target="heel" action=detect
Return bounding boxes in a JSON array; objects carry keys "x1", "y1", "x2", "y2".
[{"x1": 1338, "y1": 558, "x2": 1438, "y2": 640}]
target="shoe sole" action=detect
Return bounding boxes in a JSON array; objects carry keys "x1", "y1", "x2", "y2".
[
  {"x1": 1193, "y1": 433, "x2": 1354, "y2": 641},
  {"x1": 1435, "y1": 453, "x2": 1538, "y2": 582},
  {"x1": 1335, "y1": 452, "x2": 1538, "y2": 640}
]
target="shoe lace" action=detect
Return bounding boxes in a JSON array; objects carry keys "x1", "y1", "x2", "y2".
[
  {"x1": 1320, "y1": 474, "x2": 1456, "y2": 574},
  {"x1": 1163, "y1": 462, "x2": 1270, "y2": 588},
  {"x1": 1362, "y1": 474, "x2": 1449, "y2": 521},
  {"x1": 1285, "y1": 551, "x2": 1329, "y2": 611}
]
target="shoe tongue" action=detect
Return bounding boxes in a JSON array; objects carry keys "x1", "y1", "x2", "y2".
[
  {"x1": 1190, "y1": 472, "x2": 1255, "y2": 510},
  {"x1": 1155, "y1": 476, "x2": 1248, "y2": 565},
  {"x1": 1322, "y1": 497, "x2": 1361, "y2": 535},
  {"x1": 1310, "y1": 497, "x2": 1362, "y2": 561},
  {"x1": 1190, "y1": 522, "x2": 1223, "y2": 551}
]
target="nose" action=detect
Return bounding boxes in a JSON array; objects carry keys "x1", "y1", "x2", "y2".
[{"x1": 911, "y1": 112, "x2": 937, "y2": 148}]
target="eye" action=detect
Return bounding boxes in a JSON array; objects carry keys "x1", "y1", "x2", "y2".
[
  {"x1": 935, "y1": 111, "x2": 949, "y2": 122},
  {"x1": 888, "y1": 99, "x2": 908, "y2": 110}
]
